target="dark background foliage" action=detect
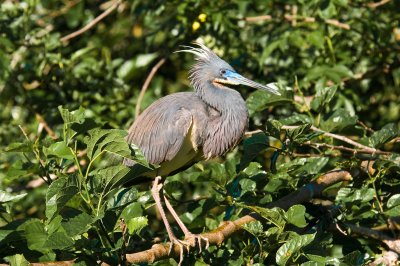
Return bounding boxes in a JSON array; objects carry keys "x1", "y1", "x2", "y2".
[{"x1": 0, "y1": 0, "x2": 399, "y2": 265}]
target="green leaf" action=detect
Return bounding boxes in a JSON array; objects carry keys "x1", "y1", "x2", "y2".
[
  {"x1": 6, "y1": 254, "x2": 30, "y2": 266},
  {"x1": 127, "y1": 216, "x2": 148, "y2": 235},
  {"x1": 43, "y1": 141, "x2": 74, "y2": 160},
  {"x1": 385, "y1": 205, "x2": 400, "y2": 217},
  {"x1": 285, "y1": 205, "x2": 307, "y2": 228},
  {"x1": 387, "y1": 194, "x2": 400, "y2": 208},
  {"x1": 86, "y1": 129, "x2": 134, "y2": 161},
  {"x1": 276, "y1": 233, "x2": 315, "y2": 265},
  {"x1": 239, "y1": 178, "x2": 256, "y2": 192},
  {"x1": 46, "y1": 177, "x2": 79, "y2": 220},
  {"x1": 239, "y1": 133, "x2": 270, "y2": 170},
  {"x1": 22, "y1": 219, "x2": 48, "y2": 253},
  {"x1": 0, "y1": 190, "x2": 27, "y2": 203},
  {"x1": 320, "y1": 108, "x2": 358, "y2": 132},
  {"x1": 61, "y1": 212, "x2": 93, "y2": 237},
  {"x1": 44, "y1": 231, "x2": 74, "y2": 250},
  {"x1": 4, "y1": 141, "x2": 33, "y2": 153},
  {"x1": 280, "y1": 113, "x2": 313, "y2": 125},
  {"x1": 310, "y1": 86, "x2": 337, "y2": 112},
  {"x1": 164, "y1": 181, "x2": 184, "y2": 199},
  {"x1": 92, "y1": 165, "x2": 131, "y2": 192},
  {"x1": 245, "y1": 206, "x2": 286, "y2": 228},
  {"x1": 58, "y1": 106, "x2": 85, "y2": 125},
  {"x1": 369, "y1": 123, "x2": 399, "y2": 148},
  {"x1": 246, "y1": 85, "x2": 293, "y2": 115},
  {"x1": 336, "y1": 187, "x2": 375, "y2": 203},
  {"x1": 290, "y1": 157, "x2": 329, "y2": 176},
  {"x1": 266, "y1": 119, "x2": 283, "y2": 139},
  {"x1": 242, "y1": 220, "x2": 263, "y2": 236}
]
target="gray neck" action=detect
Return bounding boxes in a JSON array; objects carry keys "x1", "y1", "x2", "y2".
[
  {"x1": 195, "y1": 82, "x2": 247, "y2": 115},
  {"x1": 196, "y1": 82, "x2": 249, "y2": 157}
]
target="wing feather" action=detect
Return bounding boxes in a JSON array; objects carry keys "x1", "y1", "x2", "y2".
[{"x1": 125, "y1": 94, "x2": 194, "y2": 166}]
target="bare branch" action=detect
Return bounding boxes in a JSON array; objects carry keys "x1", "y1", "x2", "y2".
[
  {"x1": 135, "y1": 58, "x2": 166, "y2": 119},
  {"x1": 367, "y1": 0, "x2": 391, "y2": 8},
  {"x1": 60, "y1": 0, "x2": 122, "y2": 43},
  {"x1": 245, "y1": 12, "x2": 350, "y2": 30},
  {"x1": 35, "y1": 113, "x2": 58, "y2": 140}
]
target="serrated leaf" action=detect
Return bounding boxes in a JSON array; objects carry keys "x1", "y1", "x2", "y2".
[
  {"x1": 61, "y1": 212, "x2": 93, "y2": 237},
  {"x1": 23, "y1": 219, "x2": 48, "y2": 253},
  {"x1": 46, "y1": 177, "x2": 79, "y2": 220},
  {"x1": 86, "y1": 129, "x2": 133, "y2": 161},
  {"x1": 242, "y1": 220, "x2": 263, "y2": 235},
  {"x1": 285, "y1": 205, "x2": 307, "y2": 228},
  {"x1": 44, "y1": 231, "x2": 74, "y2": 249},
  {"x1": 58, "y1": 106, "x2": 85, "y2": 125},
  {"x1": 369, "y1": 123, "x2": 399, "y2": 148},
  {"x1": 286, "y1": 124, "x2": 312, "y2": 143},
  {"x1": 43, "y1": 141, "x2": 74, "y2": 160},
  {"x1": 320, "y1": 108, "x2": 358, "y2": 132},
  {"x1": 127, "y1": 216, "x2": 148, "y2": 235},
  {"x1": 276, "y1": 233, "x2": 315, "y2": 265}
]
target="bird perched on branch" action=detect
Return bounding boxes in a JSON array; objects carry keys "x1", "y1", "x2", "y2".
[{"x1": 124, "y1": 43, "x2": 280, "y2": 264}]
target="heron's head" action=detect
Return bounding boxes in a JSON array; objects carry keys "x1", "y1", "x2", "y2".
[{"x1": 179, "y1": 42, "x2": 280, "y2": 95}]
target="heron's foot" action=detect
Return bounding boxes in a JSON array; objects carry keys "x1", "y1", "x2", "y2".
[
  {"x1": 184, "y1": 233, "x2": 209, "y2": 253},
  {"x1": 168, "y1": 237, "x2": 191, "y2": 266}
]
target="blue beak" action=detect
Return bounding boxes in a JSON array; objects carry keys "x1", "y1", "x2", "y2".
[{"x1": 223, "y1": 70, "x2": 281, "y2": 95}]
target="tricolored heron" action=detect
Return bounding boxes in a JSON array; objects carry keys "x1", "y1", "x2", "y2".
[{"x1": 124, "y1": 43, "x2": 280, "y2": 264}]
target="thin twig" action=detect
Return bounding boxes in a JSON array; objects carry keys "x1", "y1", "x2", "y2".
[
  {"x1": 367, "y1": 0, "x2": 391, "y2": 8},
  {"x1": 282, "y1": 125, "x2": 379, "y2": 153},
  {"x1": 35, "y1": 113, "x2": 58, "y2": 140},
  {"x1": 245, "y1": 13, "x2": 350, "y2": 30},
  {"x1": 357, "y1": 120, "x2": 375, "y2": 133},
  {"x1": 306, "y1": 142, "x2": 391, "y2": 156},
  {"x1": 60, "y1": 0, "x2": 122, "y2": 43},
  {"x1": 135, "y1": 58, "x2": 166, "y2": 119}
]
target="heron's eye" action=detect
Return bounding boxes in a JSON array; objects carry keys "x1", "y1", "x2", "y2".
[{"x1": 220, "y1": 69, "x2": 227, "y2": 76}]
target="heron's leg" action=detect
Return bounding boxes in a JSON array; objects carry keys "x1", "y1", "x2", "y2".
[
  {"x1": 163, "y1": 195, "x2": 209, "y2": 252},
  {"x1": 151, "y1": 176, "x2": 188, "y2": 265}
]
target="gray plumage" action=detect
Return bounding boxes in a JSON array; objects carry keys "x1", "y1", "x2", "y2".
[{"x1": 124, "y1": 43, "x2": 280, "y2": 176}]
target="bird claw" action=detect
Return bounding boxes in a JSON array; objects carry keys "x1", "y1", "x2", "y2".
[
  {"x1": 168, "y1": 238, "x2": 191, "y2": 266},
  {"x1": 184, "y1": 233, "x2": 209, "y2": 253}
]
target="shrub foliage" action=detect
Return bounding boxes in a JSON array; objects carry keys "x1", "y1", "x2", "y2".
[{"x1": 1, "y1": 0, "x2": 399, "y2": 265}]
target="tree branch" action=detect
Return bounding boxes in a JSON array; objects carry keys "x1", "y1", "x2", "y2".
[
  {"x1": 244, "y1": 13, "x2": 350, "y2": 30},
  {"x1": 125, "y1": 170, "x2": 352, "y2": 264},
  {"x1": 135, "y1": 58, "x2": 166, "y2": 119},
  {"x1": 60, "y1": 0, "x2": 122, "y2": 43}
]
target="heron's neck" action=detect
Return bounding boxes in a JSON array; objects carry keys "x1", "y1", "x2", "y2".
[{"x1": 196, "y1": 82, "x2": 247, "y2": 115}]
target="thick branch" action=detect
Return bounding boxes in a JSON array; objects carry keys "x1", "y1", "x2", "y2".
[{"x1": 126, "y1": 170, "x2": 352, "y2": 264}]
